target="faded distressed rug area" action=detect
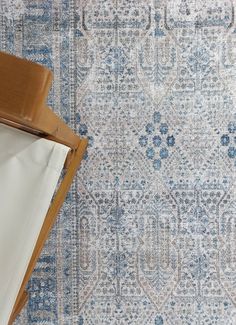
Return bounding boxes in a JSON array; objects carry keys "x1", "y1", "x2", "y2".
[{"x1": 2, "y1": 0, "x2": 236, "y2": 324}]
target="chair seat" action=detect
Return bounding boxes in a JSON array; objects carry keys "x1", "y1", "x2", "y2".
[{"x1": 0, "y1": 123, "x2": 70, "y2": 325}]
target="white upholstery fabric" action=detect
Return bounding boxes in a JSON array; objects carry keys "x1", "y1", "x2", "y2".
[{"x1": 0, "y1": 123, "x2": 70, "y2": 325}]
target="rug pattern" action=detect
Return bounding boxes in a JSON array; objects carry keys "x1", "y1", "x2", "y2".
[{"x1": 1, "y1": 0, "x2": 236, "y2": 324}]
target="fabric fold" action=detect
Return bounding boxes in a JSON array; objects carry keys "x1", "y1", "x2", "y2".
[{"x1": 0, "y1": 123, "x2": 70, "y2": 325}]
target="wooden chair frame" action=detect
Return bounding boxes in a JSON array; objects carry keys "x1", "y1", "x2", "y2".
[{"x1": 0, "y1": 51, "x2": 88, "y2": 324}]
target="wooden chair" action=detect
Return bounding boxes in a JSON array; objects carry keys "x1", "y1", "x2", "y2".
[{"x1": 0, "y1": 51, "x2": 88, "y2": 324}]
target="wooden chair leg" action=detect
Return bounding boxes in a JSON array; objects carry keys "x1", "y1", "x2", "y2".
[{"x1": 8, "y1": 291, "x2": 28, "y2": 324}]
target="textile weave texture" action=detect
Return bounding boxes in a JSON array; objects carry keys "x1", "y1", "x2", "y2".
[{"x1": 1, "y1": 0, "x2": 236, "y2": 324}]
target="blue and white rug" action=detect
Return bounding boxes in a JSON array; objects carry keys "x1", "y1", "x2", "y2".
[{"x1": 1, "y1": 0, "x2": 236, "y2": 324}]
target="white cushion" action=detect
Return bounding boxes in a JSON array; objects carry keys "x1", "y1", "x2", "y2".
[{"x1": 0, "y1": 123, "x2": 70, "y2": 325}]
